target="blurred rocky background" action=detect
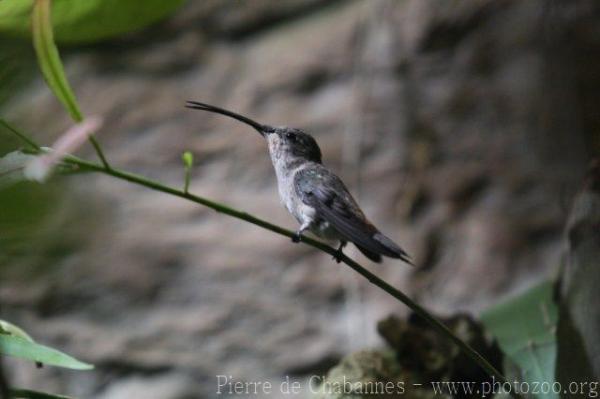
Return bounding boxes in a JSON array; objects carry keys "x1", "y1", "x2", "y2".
[{"x1": 1, "y1": 0, "x2": 598, "y2": 397}]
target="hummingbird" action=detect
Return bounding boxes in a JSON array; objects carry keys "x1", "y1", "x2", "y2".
[{"x1": 186, "y1": 101, "x2": 412, "y2": 264}]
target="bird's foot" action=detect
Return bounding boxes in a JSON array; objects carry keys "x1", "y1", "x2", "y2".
[
  {"x1": 332, "y1": 251, "x2": 343, "y2": 263},
  {"x1": 331, "y1": 242, "x2": 346, "y2": 263},
  {"x1": 291, "y1": 231, "x2": 302, "y2": 243}
]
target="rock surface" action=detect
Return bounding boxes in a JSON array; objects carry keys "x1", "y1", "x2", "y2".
[{"x1": 1, "y1": 0, "x2": 598, "y2": 397}]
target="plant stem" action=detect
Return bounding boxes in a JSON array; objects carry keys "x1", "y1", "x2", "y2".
[
  {"x1": 0, "y1": 120, "x2": 41, "y2": 151},
  {"x1": 184, "y1": 172, "x2": 190, "y2": 194},
  {"x1": 63, "y1": 156, "x2": 508, "y2": 384},
  {"x1": 87, "y1": 136, "x2": 110, "y2": 169}
]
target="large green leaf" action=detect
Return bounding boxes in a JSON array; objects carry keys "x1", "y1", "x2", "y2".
[
  {"x1": 481, "y1": 281, "x2": 558, "y2": 398},
  {"x1": 0, "y1": 332, "x2": 93, "y2": 370},
  {"x1": 0, "y1": 0, "x2": 185, "y2": 44},
  {"x1": 31, "y1": 0, "x2": 82, "y2": 121}
]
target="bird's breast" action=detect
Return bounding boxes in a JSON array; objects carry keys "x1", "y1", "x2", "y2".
[{"x1": 273, "y1": 162, "x2": 302, "y2": 213}]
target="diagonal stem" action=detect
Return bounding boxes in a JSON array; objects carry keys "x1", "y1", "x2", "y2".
[
  {"x1": 62, "y1": 155, "x2": 509, "y2": 385},
  {"x1": 87, "y1": 136, "x2": 110, "y2": 169},
  {"x1": 0, "y1": 120, "x2": 41, "y2": 151},
  {"x1": 0, "y1": 118, "x2": 518, "y2": 395}
]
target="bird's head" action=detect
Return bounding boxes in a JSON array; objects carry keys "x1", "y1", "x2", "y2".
[
  {"x1": 186, "y1": 101, "x2": 322, "y2": 163},
  {"x1": 264, "y1": 126, "x2": 322, "y2": 164}
]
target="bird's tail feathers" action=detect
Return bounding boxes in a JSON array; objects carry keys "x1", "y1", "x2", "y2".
[
  {"x1": 356, "y1": 245, "x2": 383, "y2": 263},
  {"x1": 372, "y1": 232, "x2": 414, "y2": 266}
]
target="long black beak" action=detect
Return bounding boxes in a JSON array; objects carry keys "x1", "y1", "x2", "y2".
[{"x1": 185, "y1": 101, "x2": 271, "y2": 137}]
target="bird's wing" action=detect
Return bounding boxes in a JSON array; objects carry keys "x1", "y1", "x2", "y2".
[{"x1": 294, "y1": 166, "x2": 410, "y2": 262}]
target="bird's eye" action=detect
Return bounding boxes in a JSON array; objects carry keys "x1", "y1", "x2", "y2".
[{"x1": 285, "y1": 133, "x2": 296, "y2": 141}]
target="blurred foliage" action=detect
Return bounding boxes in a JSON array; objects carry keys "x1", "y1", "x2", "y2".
[
  {"x1": 0, "y1": 1, "x2": 183, "y2": 398},
  {"x1": 0, "y1": 180, "x2": 67, "y2": 274},
  {"x1": 481, "y1": 281, "x2": 558, "y2": 399},
  {"x1": 0, "y1": 0, "x2": 185, "y2": 44},
  {"x1": 0, "y1": 37, "x2": 36, "y2": 107},
  {"x1": 0, "y1": 150, "x2": 38, "y2": 188},
  {"x1": 0, "y1": 180, "x2": 60, "y2": 248},
  {"x1": 0, "y1": 136, "x2": 87, "y2": 281},
  {"x1": 0, "y1": 146, "x2": 99, "y2": 281},
  {"x1": 0, "y1": 0, "x2": 185, "y2": 108}
]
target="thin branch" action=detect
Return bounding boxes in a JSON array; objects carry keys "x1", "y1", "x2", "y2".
[
  {"x1": 87, "y1": 136, "x2": 110, "y2": 170},
  {"x1": 62, "y1": 155, "x2": 508, "y2": 384},
  {"x1": 0, "y1": 120, "x2": 41, "y2": 151},
  {"x1": 0, "y1": 117, "x2": 109, "y2": 172},
  {"x1": 0, "y1": 121, "x2": 513, "y2": 392}
]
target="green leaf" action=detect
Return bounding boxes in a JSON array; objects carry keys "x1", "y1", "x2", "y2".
[
  {"x1": 31, "y1": 0, "x2": 83, "y2": 122},
  {"x1": 0, "y1": 319, "x2": 35, "y2": 342},
  {"x1": 481, "y1": 281, "x2": 558, "y2": 398},
  {"x1": 0, "y1": 334, "x2": 93, "y2": 370},
  {"x1": 0, "y1": 0, "x2": 185, "y2": 44},
  {"x1": 8, "y1": 388, "x2": 73, "y2": 399}
]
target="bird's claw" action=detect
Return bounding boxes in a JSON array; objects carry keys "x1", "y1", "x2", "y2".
[
  {"x1": 332, "y1": 242, "x2": 346, "y2": 263},
  {"x1": 332, "y1": 249, "x2": 343, "y2": 263},
  {"x1": 291, "y1": 232, "x2": 301, "y2": 243}
]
